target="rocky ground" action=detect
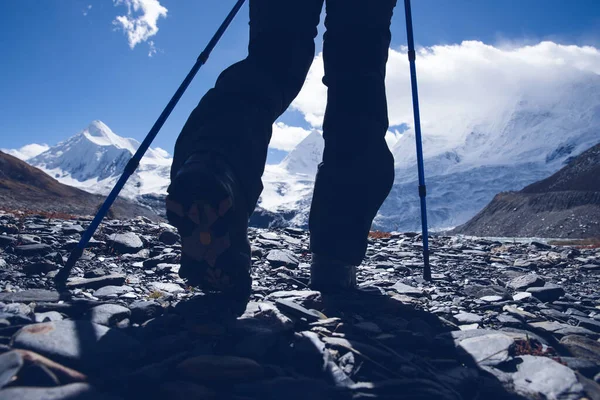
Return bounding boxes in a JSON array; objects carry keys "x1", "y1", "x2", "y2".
[{"x1": 1, "y1": 211, "x2": 600, "y2": 399}]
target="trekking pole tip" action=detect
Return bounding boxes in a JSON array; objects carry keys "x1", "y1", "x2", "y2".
[{"x1": 54, "y1": 247, "x2": 84, "y2": 290}]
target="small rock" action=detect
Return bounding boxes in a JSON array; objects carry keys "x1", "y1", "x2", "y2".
[
  {"x1": 507, "y1": 274, "x2": 545, "y2": 291},
  {"x1": 93, "y1": 285, "x2": 134, "y2": 299},
  {"x1": 512, "y1": 355, "x2": 584, "y2": 400},
  {"x1": 107, "y1": 232, "x2": 144, "y2": 254},
  {"x1": 66, "y1": 274, "x2": 126, "y2": 290},
  {"x1": 512, "y1": 292, "x2": 532, "y2": 301},
  {"x1": 266, "y1": 250, "x2": 299, "y2": 269},
  {"x1": 150, "y1": 282, "x2": 184, "y2": 294},
  {"x1": 560, "y1": 335, "x2": 600, "y2": 363},
  {"x1": 34, "y1": 311, "x2": 64, "y2": 323},
  {"x1": 457, "y1": 333, "x2": 514, "y2": 366},
  {"x1": 87, "y1": 304, "x2": 131, "y2": 327},
  {"x1": 454, "y1": 312, "x2": 483, "y2": 324},
  {"x1": 391, "y1": 282, "x2": 424, "y2": 297}
]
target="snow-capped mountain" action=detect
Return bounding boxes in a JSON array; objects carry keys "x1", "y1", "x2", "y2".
[
  {"x1": 26, "y1": 121, "x2": 172, "y2": 199},
  {"x1": 260, "y1": 76, "x2": 600, "y2": 231}
]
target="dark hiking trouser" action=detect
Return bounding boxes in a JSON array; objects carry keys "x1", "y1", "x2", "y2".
[{"x1": 171, "y1": 0, "x2": 396, "y2": 266}]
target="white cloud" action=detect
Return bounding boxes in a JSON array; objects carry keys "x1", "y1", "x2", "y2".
[
  {"x1": 291, "y1": 41, "x2": 600, "y2": 146},
  {"x1": 113, "y1": 0, "x2": 167, "y2": 53},
  {"x1": 83, "y1": 5, "x2": 92, "y2": 17},
  {"x1": 2, "y1": 144, "x2": 50, "y2": 161},
  {"x1": 269, "y1": 122, "x2": 312, "y2": 151}
]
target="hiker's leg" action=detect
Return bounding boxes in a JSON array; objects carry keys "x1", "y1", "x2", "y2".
[
  {"x1": 172, "y1": 0, "x2": 324, "y2": 215},
  {"x1": 309, "y1": 0, "x2": 397, "y2": 265}
]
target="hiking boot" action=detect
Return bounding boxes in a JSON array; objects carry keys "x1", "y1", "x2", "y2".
[
  {"x1": 166, "y1": 153, "x2": 251, "y2": 316},
  {"x1": 309, "y1": 253, "x2": 358, "y2": 293}
]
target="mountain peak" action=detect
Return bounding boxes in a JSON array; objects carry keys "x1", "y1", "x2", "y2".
[
  {"x1": 79, "y1": 120, "x2": 137, "y2": 153},
  {"x1": 86, "y1": 120, "x2": 113, "y2": 138}
]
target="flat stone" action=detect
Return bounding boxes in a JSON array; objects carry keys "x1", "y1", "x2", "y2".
[
  {"x1": 150, "y1": 282, "x2": 184, "y2": 294},
  {"x1": 0, "y1": 383, "x2": 118, "y2": 400},
  {"x1": 177, "y1": 355, "x2": 264, "y2": 383},
  {"x1": 107, "y1": 232, "x2": 144, "y2": 254},
  {"x1": 458, "y1": 333, "x2": 514, "y2": 366},
  {"x1": 266, "y1": 250, "x2": 299, "y2": 269},
  {"x1": 93, "y1": 285, "x2": 134, "y2": 299},
  {"x1": 581, "y1": 264, "x2": 600, "y2": 272},
  {"x1": 0, "y1": 351, "x2": 23, "y2": 389},
  {"x1": 497, "y1": 314, "x2": 522, "y2": 325},
  {"x1": 503, "y1": 305, "x2": 539, "y2": 321},
  {"x1": 0, "y1": 259, "x2": 7, "y2": 269},
  {"x1": 66, "y1": 274, "x2": 126, "y2": 290},
  {"x1": 527, "y1": 284, "x2": 565, "y2": 302},
  {"x1": 391, "y1": 282, "x2": 424, "y2": 297},
  {"x1": 530, "y1": 321, "x2": 597, "y2": 338},
  {"x1": 508, "y1": 274, "x2": 545, "y2": 290},
  {"x1": 0, "y1": 289, "x2": 60, "y2": 303},
  {"x1": 12, "y1": 320, "x2": 143, "y2": 373},
  {"x1": 512, "y1": 355, "x2": 584, "y2": 400},
  {"x1": 454, "y1": 312, "x2": 483, "y2": 324},
  {"x1": 62, "y1": 225, "x2": 85, "y2": 234},
  {"x1": 560, "y1": 335, "x2": 600, "y2": 363},
  {"x1": 512, "y1": 292, "x2": 532, "y2": 301},
  {"x1": 14, "y1": 244, "x2": 52, "y2": 256},
  {"x1": 87, "y1": 304, "x2": 131, "y2": 327},
  {"x1": 480, "y1": 295, "x2": 504, "y2": 302}
]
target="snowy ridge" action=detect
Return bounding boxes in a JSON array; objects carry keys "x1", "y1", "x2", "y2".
[{"x1": 27, "y1": 121, "x2": 172, "y2": 199}]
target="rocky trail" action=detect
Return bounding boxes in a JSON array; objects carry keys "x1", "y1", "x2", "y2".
[{"x1": 0, "y1": 211, "x2": 600, "y2": 399}]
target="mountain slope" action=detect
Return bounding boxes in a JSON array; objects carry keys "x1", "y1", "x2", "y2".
[
  {"x1": 452, "y1": 142, "x2": 600, "y2": 238},
  {"x1": 0, "y1": 151, "x2": 158, "y2": 219}
]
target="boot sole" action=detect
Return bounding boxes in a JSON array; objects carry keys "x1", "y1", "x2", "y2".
[{"x1": 166, "y1": 177, "x2": 251, "y2": 312}]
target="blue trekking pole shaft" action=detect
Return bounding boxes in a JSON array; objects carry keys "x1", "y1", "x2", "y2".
[
  {"x1": 55, "y1": 0, "x2": 247, "y2": 288},
  {"x1": 404, "y1": 0, "x2": 431, "y2": 281}
]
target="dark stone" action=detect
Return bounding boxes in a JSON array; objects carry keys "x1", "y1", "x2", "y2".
[
  {"x1": 22, "y1": 261, "x2": 58, "y2": 275},
  {"x1": 12, "y1": 320, "x2": 143, "y2": 373},
  {"x1": 130, "y1": 301, "x2": 163, "y2": 324},
  {"x1": 0, "y1": 351, "x2": 23, "y2": 389},
  {"x1": 527, "y1": 284, "x2": 565, "y2": 302},
  {"x1": 0, "y1": 383, "x2": 120, "y2": 400},
  {"x1": 158, "y1": 230, "x2": 179, "y2": 245},
  {"x1": 14, "y1": 244, "x2": 52, "y2": 257}
]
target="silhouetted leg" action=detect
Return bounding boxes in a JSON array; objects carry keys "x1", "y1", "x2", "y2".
[
  {"x1": 309, "y1": 0, "x2": 397, "y2": 265},
  {"x1": 172, "y1": 0, "x2": 324, "y2": 215}
]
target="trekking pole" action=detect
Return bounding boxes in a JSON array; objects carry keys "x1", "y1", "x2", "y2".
[
  {"x1": 403, "y1": 0, "x2": 431, "y2": 281},
  {"x1": 54, "y1": 0, "x2": 247, "y2": 289}
]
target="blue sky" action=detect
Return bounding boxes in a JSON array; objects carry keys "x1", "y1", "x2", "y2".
[{"x1": 1, "y1": 0, "x2": 599, "y2": 154}]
